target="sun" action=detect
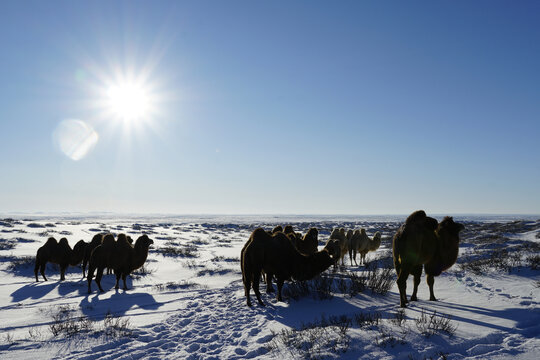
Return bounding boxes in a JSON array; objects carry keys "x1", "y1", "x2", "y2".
[{"x1": 106, "y1": 81, "x2": 151, "y2": 122}]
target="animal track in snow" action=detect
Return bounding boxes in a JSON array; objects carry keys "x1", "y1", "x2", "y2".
[{"x1": 60, "y1": 285, "x2": 272, "y2": 360}]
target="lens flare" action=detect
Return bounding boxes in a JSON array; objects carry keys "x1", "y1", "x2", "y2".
[
  {"x1": 53, "y1": 119, "x2": 99, "y2": 161},
  {"x1": 106, "y1": 82, "x2": 150, "y2": 121}
]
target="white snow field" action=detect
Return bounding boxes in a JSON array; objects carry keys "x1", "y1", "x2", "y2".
[{"x1": 0, "y1": 215, "x2": 538, "y2": 359}]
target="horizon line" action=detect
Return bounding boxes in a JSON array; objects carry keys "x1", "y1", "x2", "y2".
[{"x1": 1, "y1": 211, "x2": 539, "y2": 218}]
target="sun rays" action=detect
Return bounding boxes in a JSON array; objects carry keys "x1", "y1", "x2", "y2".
[{"x1": 106, "y1": 81, "x2": 151, "y2": 122}]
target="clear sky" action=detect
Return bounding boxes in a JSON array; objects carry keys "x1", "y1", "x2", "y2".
[{"x1": 0, "y1": 1, "x2": 539, "y2": 215}]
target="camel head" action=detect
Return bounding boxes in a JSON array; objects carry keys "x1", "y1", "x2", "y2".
[
  {"x1": 293, "y1": 249, "x2": 334, "y2": 281},
  {"x1": 71, "y1": 239, "x2": 87, "y2": 264},
  {"x1": 286, "y1": 232, "x2": 297, "y2": 242},
  {"x1": 437, "y1": 217, "x2": 464, "y2": 240},
  {"x1": 135, "y1": 234, "x2": 154, "y2": 249},
  {"x1": 323, "y1": 239, "x2": 341, "y2": 260},
  {"x1": 284, "y1": 225, "x2": 294, "y2": 234}
]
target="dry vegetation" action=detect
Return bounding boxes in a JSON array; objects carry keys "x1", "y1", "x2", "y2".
[
  {"x1": 457, "y1": 220, "x2": 540, "y2": 275},
  {"x1": 268, "y1": 308, "x2": 457, "y2": 359}
]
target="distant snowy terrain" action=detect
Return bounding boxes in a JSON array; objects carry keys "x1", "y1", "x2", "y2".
[{"x1": 0, "y1": 215, "x2": 538, "y2": 359}]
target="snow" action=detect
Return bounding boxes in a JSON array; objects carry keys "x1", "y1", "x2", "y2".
[{"x1": 0, "y1": 215, "x2": 539, "y2": 359}]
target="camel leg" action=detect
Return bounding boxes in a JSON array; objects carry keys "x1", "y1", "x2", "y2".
[
  {"x1": 122, "y1": 273, "x2": 128, "y2": 290},
  {"x1": 60, "y1": 264, "x2": 67, "y2": 281},
  {"x1": 426, "y1": 274, "x2": 437, "y2": 301},
  {"x1": 396, "y1": 266, "x2": 410, "y2": 307},
  {"x1": 243, "y1": 270, "x2": 253, "y2": 307},
  {"x1": 82, "y1": 261, "x2": 86, "y2": 279},
  {"x1": 252, "y1": 269, "x2": 265, "y2": 306},
  {"x1": 96, "y1": 267, "x2": 105, "y2": 293},
  {"x1": 114, "y1": 271, "x2": 121, "y2": 290},
  {"x1": 410, "y1": 265, "x2": 422, "y2": 301},
  {"x1": 276, "y1": 278, "x2": 285, "y2": 302},
  {"x1": 34, "y1": 261, "x2": 39, "y2": 282},
  {"x1": 40, "y1": 264, "x2": 47, "y2": 281},
  {"x1": 87, "y1": 266, "x2": 94, "y2": 293},
  {"x1": 242, "y1": 264, "x2": 253, "y2": 307},
  {"x1": 266, "y1": 272, "x2": 274, "y2": 293}
]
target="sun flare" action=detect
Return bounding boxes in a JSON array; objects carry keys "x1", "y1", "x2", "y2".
[{"x1": 106, "y1": 81, "x2": 151, "y2": 121}]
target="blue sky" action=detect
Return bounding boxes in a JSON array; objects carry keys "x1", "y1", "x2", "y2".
[{"x1": 0, "y1": 1, "x2": 539, "y2": 215}]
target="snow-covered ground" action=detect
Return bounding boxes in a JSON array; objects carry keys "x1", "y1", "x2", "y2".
[{"x1": 0, "y1": 215, "x2": 538, "y2": 359}]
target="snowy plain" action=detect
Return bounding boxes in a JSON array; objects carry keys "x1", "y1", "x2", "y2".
[{"x1": 0, "y1": 214, "x2": 538, "y2": 359}]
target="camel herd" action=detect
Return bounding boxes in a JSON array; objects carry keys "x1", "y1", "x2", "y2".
[
  {"x1": 31, "y1": 210, "x2": 464, "y2": 308},
  {"x1": 33, "y1": 233, "x2": 153, "y2": 294},
  {"x1": 241, "y1": 210, "x2": 464, "y2": 308}
]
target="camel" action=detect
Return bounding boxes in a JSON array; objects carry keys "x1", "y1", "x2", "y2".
[
  {"x1": 349, "y1": 229, "x2": 370, "y2": 266},
  {"x1": 330, "y1": 228, "x2": 348, "y2": 265},
  {"x1": 393, "y1": 210, "x2": 464, "y2": 307},
  {"x1": 34, "y1": 237, "x2": 85, "y2": 281},
  {"x1": 241, "y1": 228, "x2": 337, "y2": 306},
  {"x1": 87, "y1": 234, "x2": 153, "y2": 293}
]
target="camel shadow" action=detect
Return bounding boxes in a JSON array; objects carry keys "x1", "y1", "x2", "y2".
[
  {"x1": 10, "y1": 281, "x2": 59, "y2": 301},
  {"x1": 80, "y1": 290, "x2": 162, "y2": 320},
  {"x1": 262, "y1": 290, "x2": 402, "y2": 329},
  {"x1": 407, "y1": 299, "x2": 540, "y2": 337},
  {"x1": 57, "y1": 279, "x2": 87, "y2": 297}
]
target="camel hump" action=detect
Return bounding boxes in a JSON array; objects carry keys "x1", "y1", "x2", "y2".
[
  {"x1": 45, "y1": 237, "x2": 58, "y2": 246},
  {"x1": 58, "y1": 238, "x2": 72, "y2": 250},
  {"x1": 405, "y1": 210, "x2": 438, "y2": 231},
  {"x1": 117, "y1": 233, "x2": 130, "y2": 244},
  {"x1": 72, "y1": 240, "x2": 87, "y2": 258},
  {"x1": 272, "y1": 225, "x2": 283, "y2": 234},
  {"x1": 405, "y1": 210, "x2": 427, "y2": 225},
  {"x1": 251, "y1": 228, "x2": 268, "y2": 239},
  {"x1": 90, "y1": 234, "x2": 104, "y2": 245},
  {"x1": 115, "y1": 234, "x2": 132, "y2": 252},
  {"x1": 304, "y1": 228, "x2": 318, "y2": 239},
  {"x1": 74, "y1": 239, "x2": 85, "y2": 246},
  {"x1": 273, "y1": 232, "x2": 296, "y2": 250},
  {"x1": 101, "y1": 234, "x2": 116, "y2": 248}
]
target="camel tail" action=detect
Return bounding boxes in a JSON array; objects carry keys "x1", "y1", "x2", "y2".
[{"x1": 392, "y1": 229, "x2": 406, "y2": 274}]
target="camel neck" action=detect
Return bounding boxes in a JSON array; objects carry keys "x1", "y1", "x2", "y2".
[{"x1": 132, "y1": 245, "x2": 149, "y2": 269}]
